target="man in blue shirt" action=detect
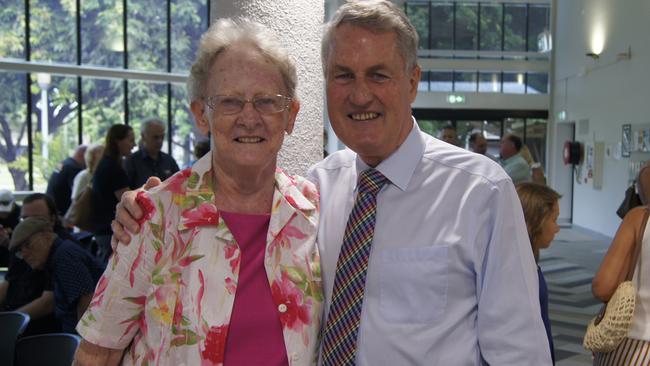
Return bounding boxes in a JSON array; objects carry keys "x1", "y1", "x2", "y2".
[
  {"x1": 125, "y1": 118, "x2": 179, "y2": 189},
  {"x1": 9, "y1": 217, "x2": 103, "y2": 333}
]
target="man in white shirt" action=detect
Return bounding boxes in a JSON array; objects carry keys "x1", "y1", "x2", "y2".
[{"x1": 111, "y1": 1, "x2": 552, "y2": 364}]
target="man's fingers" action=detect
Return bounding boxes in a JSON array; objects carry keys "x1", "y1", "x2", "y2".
[
  {"x1": 111, "y1": 220, "x2": 131, "y2": 246},
  {"x1": 143, "y1": 177, "x2": 162, "y2": 191},
  {"x1": 115, "y1": 199, "x2": 140, "y2": 234}
]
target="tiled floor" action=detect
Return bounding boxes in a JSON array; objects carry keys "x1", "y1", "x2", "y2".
[{"x1": 541, "y1": 226, "x2": 612, "y2": 366}]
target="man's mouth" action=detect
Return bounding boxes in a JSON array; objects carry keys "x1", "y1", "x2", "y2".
[
  {"x1": 350, "y1": 112, "x2": 380, "y2": 121},
  {"x1": 235, "y1": 137, "x2": 264, "y2": 143}
]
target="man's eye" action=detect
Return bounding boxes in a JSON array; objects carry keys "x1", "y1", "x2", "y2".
[
  {"x1": 334, "y1": 73, "x2": 353, "y2": 81},
  {"x1": 371, "y1": 73, "x2": 389, "y2": 81}
]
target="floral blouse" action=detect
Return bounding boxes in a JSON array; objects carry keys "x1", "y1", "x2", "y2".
[{"x1": 77, "y1": 154, "x2": 323, "y2": 366}]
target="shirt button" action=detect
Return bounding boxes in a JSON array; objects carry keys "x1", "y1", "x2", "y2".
[{"x1": 278, "y1": 304, "x2": 288, "y2": 313}]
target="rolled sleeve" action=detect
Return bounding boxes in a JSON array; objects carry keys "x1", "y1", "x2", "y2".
[
  {"x1": 77, "y1": 192, "x2": 161, "y2": 349},
  {"x1": 476, "y1": 179, "x2": 553, "y2": 365}
]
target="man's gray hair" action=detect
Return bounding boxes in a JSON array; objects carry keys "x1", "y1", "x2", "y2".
[
  {"x1": 141, "y1": 118, "x2": 165, "y2": 134},
  {"x1": 321, "y1": 0, "x2": 419, "y2": 75},
  {"x1": 187, "y1": 18, "x2": 298, "y2": 102}
]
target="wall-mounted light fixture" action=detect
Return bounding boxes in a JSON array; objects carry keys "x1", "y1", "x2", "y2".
[{"x1": 586, "y1": 52, "x2": 600, "y2": 60}]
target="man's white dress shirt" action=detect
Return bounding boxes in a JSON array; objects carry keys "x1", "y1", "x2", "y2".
[{"x1": 308, "y1": 120, "x2": 552, "y2": 365}]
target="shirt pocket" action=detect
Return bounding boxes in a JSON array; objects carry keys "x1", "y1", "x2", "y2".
[{"x1": 379, "y1": 245, "x2": 448, "y2": 324}]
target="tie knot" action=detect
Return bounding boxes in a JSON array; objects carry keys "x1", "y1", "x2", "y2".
[{"x1": 357, "y1": 169, "x2": 388, "y2": 196}]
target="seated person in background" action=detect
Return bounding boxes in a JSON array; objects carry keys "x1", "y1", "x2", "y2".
[
  {"x1": 9, "y1": 217, "x2": 104, "y2": 334},
  {"x1": 0, "y1": 189, "x2": 21, "y2": 266},
  {"x1": 0, "y1": 193, "x2": 76, "y2": 335},
  {"x1": 440, "y1": 123, "x2": 459, "y2": 146},
  {"x1": 499, "y1": 133, "x2": 532, "y2": 183},
  {"x1": 70, "y1": 143, "x2": 105, "y2": 204},
  {"x1": 125, "y1": 118, "x2": 179, "y2": 189},
  {"x1": 516, "y1": 182, "x2": 561, "y2": 365},
  {"x1": 46, "y1": 144, "x2": 87, "y2": 215}
]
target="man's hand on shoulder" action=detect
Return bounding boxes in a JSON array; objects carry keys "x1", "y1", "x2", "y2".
[{"x1": 111, "y1": 177, "x2": 162, "y2": 247}]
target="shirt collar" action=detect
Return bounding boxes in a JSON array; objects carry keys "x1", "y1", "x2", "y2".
[
  {"x1": 179, "y1": 153, "x2": 316, "y2": 231},
  {"x1": 354, "y1": 117, "x2": 424, "y2": 192}
]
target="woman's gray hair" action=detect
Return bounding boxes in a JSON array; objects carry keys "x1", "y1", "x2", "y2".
[
  {"x1": 321, "y1": 0, "x2": 419, "y2": 75},
  {"x1": 187, "y1": 18, "x2": 298, "y2": 101}
]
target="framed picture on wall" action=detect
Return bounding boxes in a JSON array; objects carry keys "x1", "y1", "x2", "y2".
[{"x1": 622, "y1": 124, "x2": 632, "y2": 157}]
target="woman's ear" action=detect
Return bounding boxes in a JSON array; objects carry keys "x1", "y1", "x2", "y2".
[
  {"x1": 284, "y1": 99, "x2": 300, "y2": 135},
  {"x1": 191, "y1": 100, "x2": 210, "y2": 135}
]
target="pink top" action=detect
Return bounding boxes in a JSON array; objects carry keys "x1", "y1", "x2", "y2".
[{"x1": 220, "y1": 211, "x2": 289, "y2": 366}]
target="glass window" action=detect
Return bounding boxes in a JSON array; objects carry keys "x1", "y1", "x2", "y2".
[
  {"x1": 417, "y1": 120, "x2": 450, "y2": 138},
  {"x1": 171, "y1": 0, "x2": 208, "y2": 72},
  {"x1": 504, "y1": 4, "x2": 527, "y2": 52},
  {"x1": 429, "y1": 71, "x2": 453, "y2": 92},
  {"x1": 0, "y1": 0, "x2": 25, "y2": 59},
  {"x1": 527, "y1": 72, "x2": 548, "y2": 94},
  {"x1": 418, "y1": 71, "x2": 430, "y2": 92},
  {"x1": 0, "y1": 72, "x2": 29, "y2": 191},
  {"x1": 528, "y1": 5, "x2": 550, "y2": 52},
  {"x1": 502, "y1": 72, "x2": 526, "y2": 94},
  {"x1": 504, "y1": 118, "x2": 525, "y2": 138},
  {"x1": 478, "y1": 72, "x2": 501, "y2": 92},
  {"x1": 479, "y1": 4, "x2": 502, "y2": 51},
  {"x1": 31, "y1": 74, "x2": 79, "y2": 192},
  {"x1": 454, "y1": 71, "x2": 477, "y2": 92},
  {"x1": 81, "y1": 78, "x2": 125, "y2": 145},
  {"x1": 30, "y1": 0, "x2": 77, "y2": 63},
  {"x1": 430, "y1": 3, "x2": 453, "y2": 49},
  {"x1": 406, "y1": 2, "x2": 430, "y2": 49},
  {"x1": 128, "y1": 81, "x2": 169, "y2": 152},
  {"x1": 82, "y1": 0, "x2": 124, "y2": 67},
  {"x1": 455, "y1": 3, "x2": 478, "y2": 51},
  {"x1": 128, "y1": 0, "x2": 167, "y2": 71},
  {"x1": 171, "y1": 84, "x2": 204, "y2": 168}
]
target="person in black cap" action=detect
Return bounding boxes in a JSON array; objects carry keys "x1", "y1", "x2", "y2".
[{"x1": 9, "y1": 217, "x2": 104, "y2": 333}]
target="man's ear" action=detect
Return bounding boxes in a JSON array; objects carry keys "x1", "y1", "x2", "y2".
[{"x1": 191, "y1": 100, "x2": 210, "y2": 135}]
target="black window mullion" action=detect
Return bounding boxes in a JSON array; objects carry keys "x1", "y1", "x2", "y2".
[
  {"x1": 123, "y1": 0, "x2": 128, "y2": 124},
  {"x1": 25, "y1": 0, "x2": 33, "y2": 190},
  {"x1": 76, "y1": 0, "x2": 82, "y2": 144},
  {"x1": 452, "y1": 2, "x2": 456, "y2": 50},
  {"x1": 167, "y1": 0, "x2": 172, "y2": 154},
  {"x1": 477, "y1": 3, "x2": 481, "y2": 52},
  {"x1": 428, "y1": 1, "x2": 433, "y2": 50}
]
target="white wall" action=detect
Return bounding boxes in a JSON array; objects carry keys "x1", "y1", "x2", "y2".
[
  {"x1": 551, "y1": 0, "x2": 650, "y2": 236},
  {"x1": 212, "y1": 0, "x2": 325, "y2": 176}
]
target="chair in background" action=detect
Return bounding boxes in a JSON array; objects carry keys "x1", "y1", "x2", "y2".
[
  {"x1": 0, "y1": 311, "x2": 30, "y2": 366},
  {"x1": 14, "y1": 333, "x2": 81, "y2": 366}
]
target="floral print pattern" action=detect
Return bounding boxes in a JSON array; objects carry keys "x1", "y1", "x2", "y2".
[{"x1": 77, "y1": 154, "x2": 322, "y2": 366}]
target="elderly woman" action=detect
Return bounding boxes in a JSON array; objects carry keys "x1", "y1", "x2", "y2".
[{"x1": 73, "y1": 19, "x2": 322, "y2": 366}]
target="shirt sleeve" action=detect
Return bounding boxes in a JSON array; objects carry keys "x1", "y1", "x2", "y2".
[
  {"x1": 76, "y1": 191, "x2": 163, "y2": 349},
  {"x1": 476, "y1": 179, "x2": 553, "y2": 365}
]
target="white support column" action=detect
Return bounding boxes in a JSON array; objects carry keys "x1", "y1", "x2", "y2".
[{"x1": 212, "y1": 0, "x2": 325, "y2": 176}]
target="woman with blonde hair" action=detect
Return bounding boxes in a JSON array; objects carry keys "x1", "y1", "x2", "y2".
[
  {"x1": 70, "y1": 143, "x2": 105, "y2": 201},
  {"x1": 516, "y1": 182, "x2": 561, "y2": 364}
]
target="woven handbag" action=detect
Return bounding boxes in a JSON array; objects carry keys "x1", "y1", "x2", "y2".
[{"x1": 583, "y1": 209, "x2": 649, "y2": 352}]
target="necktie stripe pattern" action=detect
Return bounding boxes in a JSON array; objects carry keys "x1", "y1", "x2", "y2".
[{"x1": 321, "y1": 168, "x2": 388, "y2": 366}]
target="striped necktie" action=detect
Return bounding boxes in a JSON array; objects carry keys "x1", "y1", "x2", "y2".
[{"x1": 321, "y1": 168, "x2": 388, "y2": 366}]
